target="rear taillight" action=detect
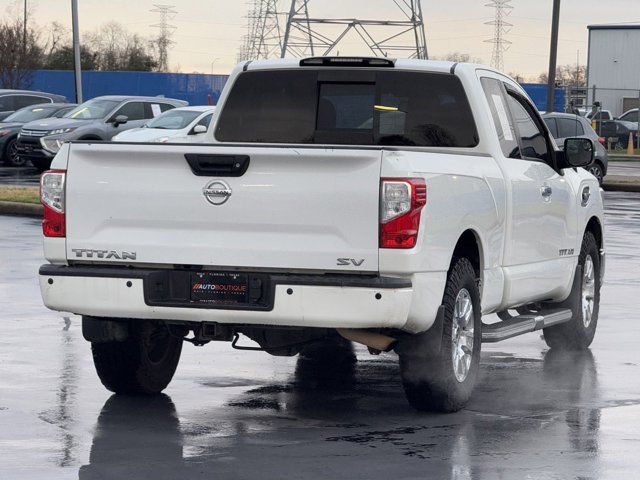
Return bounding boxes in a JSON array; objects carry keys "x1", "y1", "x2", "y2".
[
  {"x1": 598, "y1": 137, "x2": 606, "y2": 146},
  {"x1": 40, "y1": 170, "x2": 66, "y2": 237},
  {"x1": 380, "y1": 178, "x2": 426, "y2": 249}
]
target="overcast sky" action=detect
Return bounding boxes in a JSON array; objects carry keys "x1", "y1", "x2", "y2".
[{"x1": 3, "y1": 0, "x2": 639, "y2": 78}]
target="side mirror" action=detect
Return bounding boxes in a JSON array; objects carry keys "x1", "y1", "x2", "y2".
[
  {"x1": 112, "y1": 115, "x2": 128, "y2": 126},
  {"x1": 559, "y1": 137, "x2": 594, "y2": 168},
  {"x1": 191, "y1": 124, "x2": 207, "y2": 134}
]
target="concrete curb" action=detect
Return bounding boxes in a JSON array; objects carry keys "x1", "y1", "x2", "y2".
[
  {"x1": 0, "y1": 201, "x2": 43, "y2": 217},
  {"x1": 603, "y1": 181, "x2": 640, "y2": 193}
]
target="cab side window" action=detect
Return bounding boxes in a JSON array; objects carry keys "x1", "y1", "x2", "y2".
[
  {"x1": 504, "y1": 92, "x2": 551, "y2": 164},
  {"x1": 480, "y1": 77, "x2": 519, "y2": 158}
]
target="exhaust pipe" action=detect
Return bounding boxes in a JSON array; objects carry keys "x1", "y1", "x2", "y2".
[{"x1": 337, "y1": 328, "x2": 397, "y2": 352}]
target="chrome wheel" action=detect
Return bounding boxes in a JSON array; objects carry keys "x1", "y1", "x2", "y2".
[
  {"x1": 452, "y1": 288, "x2": 474, "y2": 383},
  {"x1": 582, "y1": 255, "x2": 596, "y2": 328}
]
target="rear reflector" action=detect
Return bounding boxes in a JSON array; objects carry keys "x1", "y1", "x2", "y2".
[
  {"x1": 380, "y1": 178, "x2": 426, "y2": 249},
  {"x1": 40, "y1": 170, "x2": 66, "y2": 237}
]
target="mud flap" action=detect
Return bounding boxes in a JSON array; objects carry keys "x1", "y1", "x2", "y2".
[
  {"x1": 82, "y1": 316, "x2": 129, "y2": 343},
  {"x1": 393, "y1": 305, "x2": 446, "y2": 359}
]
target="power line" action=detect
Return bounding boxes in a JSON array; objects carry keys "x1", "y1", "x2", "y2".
[
  {"x1": 237, "y1": 0, "x2": 282, "y2": 62},
  {"x1": 484, "y1": 0, "x2": 513, "y2": 71},
  {"x1": 280, "y1": 0, "x2": 428, "y2": 59},
  {"x1": 151, "y1": 4, "x2": 177, "y2": 72}
]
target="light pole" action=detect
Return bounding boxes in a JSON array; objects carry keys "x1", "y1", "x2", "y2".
[
  {"x1": 210, "y1": 58, "x2": 219, "y2": 76},
  {"x1": 71, "y1": 0, "x2": 83, "y2": 103},
  {"x1": 23, "y1": 0, "x2": 27, "y2": 54}
]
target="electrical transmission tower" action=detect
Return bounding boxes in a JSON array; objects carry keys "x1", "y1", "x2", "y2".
[
  {"x1": 484, "y1": 0, "x2": 513, "y2": 71},
  {"x1": 237, "y1": 0, "x2": 283, "y2": 62},
  {"x1": 280, "y1": 0, "x2": 428, "y2": 59},
  {"x1": 151, "y1": 4, "x2": 177, "y2": 72}
]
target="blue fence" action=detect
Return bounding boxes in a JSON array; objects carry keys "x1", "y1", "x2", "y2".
[
  {"x1": 26, "y1": 70, "x2": 229, "y2": 106},
  {"x1": 521, "y1": 83, "x2": 565, "y2": 112},
  {"x1": 23, "y1": 70, "x2": 565, "y2": 112}
]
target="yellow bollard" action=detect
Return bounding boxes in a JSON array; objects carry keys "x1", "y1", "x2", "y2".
[{"x1": 627, "y1": 132, "x2": 635, "y2": 155}]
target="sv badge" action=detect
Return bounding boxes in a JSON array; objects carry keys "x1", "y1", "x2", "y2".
[{"x1": 337, "y1": 258, "x2": 365, "y2": 267}]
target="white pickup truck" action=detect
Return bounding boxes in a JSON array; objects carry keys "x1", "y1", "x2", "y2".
[{"x1": 39, "y1": 57, "x2": 604, "y2": 412}]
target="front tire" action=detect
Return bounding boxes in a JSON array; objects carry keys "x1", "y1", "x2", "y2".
[
  {"x1": 543, "y1": 232, "x2": 601, "y2": 350},
  {"x1": 91, "y1": 319, "x2": 183, "y2": 395},
  {"x1": 399, "y1": 257, "x2": 482, "y2": 412},
  {"x1": 4, "y1": 138, "x2": 25, "y2": 167}
]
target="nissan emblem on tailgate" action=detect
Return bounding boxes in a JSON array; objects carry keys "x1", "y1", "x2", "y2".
[{"x1": 203, "y1": 180, "x2": 232, "y2": 205}]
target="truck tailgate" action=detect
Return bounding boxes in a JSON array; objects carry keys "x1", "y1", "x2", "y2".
[{"x1": 65, "y1": 143, "x2": 381, "y2": 272}]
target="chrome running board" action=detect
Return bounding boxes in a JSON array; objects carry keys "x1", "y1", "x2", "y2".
[{"x1": 482, "y1": 309, "x2": 572, "y2": 343}]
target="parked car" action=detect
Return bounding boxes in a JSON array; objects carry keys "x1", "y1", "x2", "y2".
[
  {"x1": 616, "y1": 108, "x2": 639, "y2": 132},
  {"x1": 17, "y1": 95, "x2": 188, "y2": 171},
  {"x1": 0, "y1": 90, "x2": 67, "y2": 121},
  {"x1": 586, "y1": 109, "x2": 612, "y2": 121},
  {"x1": 112, "y1": 106, "x2": 215, "y2": 143},
  {"x1": 0, "y1": 103, "x2": 75, "y2": 167},
  {"x1": 594, "y1": 120, "x2": 637, "y2": 150},
  {"x1": 542, "y1": 112, "x2": 608, "y2": 184},
  {"x1": 39, "y1": 58, "x2": 604, "y2": 413}
]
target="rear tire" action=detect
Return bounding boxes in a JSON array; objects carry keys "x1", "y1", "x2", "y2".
[
  {"x1": 91, "y1": 320, "x2": 183, "y2": 395},
  {"x1": 543, "y1": 232, "x2": 600, "y2": 350},
  {"x1": 399, "y1": 257, "x2": 481, "y2": 412}
]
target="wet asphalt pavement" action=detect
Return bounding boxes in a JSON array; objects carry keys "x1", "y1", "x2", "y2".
[
  {"x1": 0, "y1": 166, "x2": 39, "y2": 186},
  {"x1": 1, "y1": 192, "x2": 639, "y2": 480}
]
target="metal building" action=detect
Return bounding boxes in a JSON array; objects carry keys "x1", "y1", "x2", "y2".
[{"x1": 587, "y1": 24, "x2": 640, "y2": 117}]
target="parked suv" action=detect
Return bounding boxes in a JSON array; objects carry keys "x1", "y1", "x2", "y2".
[
  {"x1": 17, "y1": 95, "x2": 187, "y2": 171},
  {"x1": 616, "y1": 108, "x2": 639, "y2": 132},
  {"x1": 0, "y1": 103, "x2": 75, "y2": 167},
  {"x1": 542, "y1": 112, "x2": 608, "y2": 184},
  {"x1": 0, "y1": 90, "x2": 66, "y2": 121}
]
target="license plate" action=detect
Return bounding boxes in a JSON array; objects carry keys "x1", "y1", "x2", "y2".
[{"x1": 190, "y1": 272, "x2": 249, "y2": 305}]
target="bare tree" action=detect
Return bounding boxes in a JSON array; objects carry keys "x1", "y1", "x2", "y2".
[
  {"x1": 434, "y1": 52, "x2": 483, "y2": 64},
  {"x1": 508, "y1": 71, "x2": 525, "y2": 83},
  {"x1": 86, "y1": 22, "x2": 158, "y2": 71},
  {"x1": 0, "y1": 17, "x2": 42, "y2": 88},
  {"x1": 538, "y1": 64, "x2": 586, "y2": 87}
]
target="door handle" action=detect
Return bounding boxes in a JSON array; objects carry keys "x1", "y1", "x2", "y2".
[
  {"x1": 540, "y1": 184, "x2": 552, "y2": 201},
  {"x1": 184, "y1": 154, "x2": 250, "y2": 177}
]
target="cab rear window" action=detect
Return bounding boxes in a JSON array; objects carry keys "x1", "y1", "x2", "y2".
[{"x1": 215, "y1": 70, "x2": 478, "y2": 147}]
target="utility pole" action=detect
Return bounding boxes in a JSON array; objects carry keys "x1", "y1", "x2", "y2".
[
  {"x1": 279, "y1": 0, "x2": 428, "y2": 59},
  {"x1": 238, "y1": 0, "x2": 282, "y2": 62},
  {"x1": 23, "y1": 0, "x2": 27, "y2": 54},
  {"x1": 546, "y1": 0, "x2": 561, "y2": 113},
  {"x1": 484, "y1": 0, "x2": 513, "y2": 72},
  {"x1": 151, "y1": 4, "x2": 177, "y2": 72},
  {"x1": 71, "y1": 0, "x2": 82, "y2": 103}
]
